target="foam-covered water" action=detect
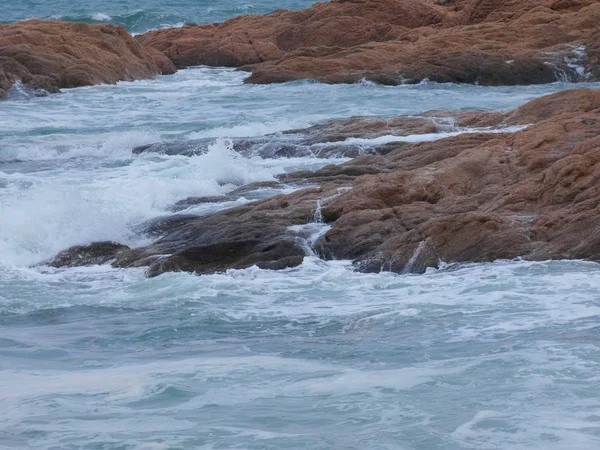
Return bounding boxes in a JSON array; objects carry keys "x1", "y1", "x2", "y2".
[
  {"x1": 2, "y1": 259, "x2": 600, "y2": 449},
  {"x1": 2, "y1": 12, "x2": 600, "y2": 446}
]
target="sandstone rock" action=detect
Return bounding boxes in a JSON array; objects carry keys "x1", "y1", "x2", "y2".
[
  {"x1": 136, "y1": 0, "x2": 446, "y2": 69},
  {"x1": 245, "y1": 3, "x2": 600, "y2": 85},
  {"x1": 137, "y1": 0, "x2": 599, "y2": 85},
  {"x1": 0, "y1": 20, "x2": 176, "y2": 98},
  {"x1": 315, "y1": 88, "x2": 600, "y2": 272}
]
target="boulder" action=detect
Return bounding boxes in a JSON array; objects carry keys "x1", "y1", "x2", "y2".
[{"x1": 0, "y1": 20, "x2": 176, "y2": 98}]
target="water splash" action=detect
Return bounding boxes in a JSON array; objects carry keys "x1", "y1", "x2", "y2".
[
  {"x1": 402, "y1": 240, "x2": 428, "y2": 274},
  {"x1": 313, "y1": 199, "x2": 324, "y2": 223}
]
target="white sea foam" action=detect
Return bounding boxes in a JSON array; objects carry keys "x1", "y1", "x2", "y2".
[
  {"x1": 91, "y1": 12, "x2": 112, "y2": 21},
  {"x1": 0, "y1": 139, "x2": 278, "y2": 267},
  {"x1": 325, "y1": 125, "x2": 528, "y2": 147},
  {"x1": 186, "y1": 119, "x2": 312, "y2": 140},
  {"x1": 0, "y1": 130, "x2": 163, "y2": 162}
]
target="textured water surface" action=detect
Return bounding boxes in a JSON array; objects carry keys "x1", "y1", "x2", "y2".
[
  {"x1": 2, "y1": 259, "x2": 600, "y2": 450},
  {"x1": 2, "y1": 0, "x2": 317, "y2": 33}
]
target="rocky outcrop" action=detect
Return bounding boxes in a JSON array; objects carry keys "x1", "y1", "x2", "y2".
[
  {"x1": 244, "y1": 2, "x2": 600, "y2": 85},
  {"x1": 315, "y1": 88, "x2": 600, "y2": 272},
  {"x1": 0, "y1": 20, "x2": 176, "y2": 98},
  {"x1": 137, "y1": 0, "x2": 600, "y2": 85},
  {"x1": 111, "y1": 193, "x2": 320, "y2": 276},
  {"x1": 136, "y1": 0, "x2": 446, "y2": 69},
  {"x1": 49, "y1": 88, "x2": 600, "y2": 276}
]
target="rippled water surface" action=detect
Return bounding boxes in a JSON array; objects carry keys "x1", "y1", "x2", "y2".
[
  {"x1": 2, "y1": 3, "x2": 600, "y2": 448},
  {"x1": 2, "y1": 0, "x2": 317, "y2": 33}
]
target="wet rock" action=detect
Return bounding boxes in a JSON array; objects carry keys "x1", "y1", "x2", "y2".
[
  {"x1": 170, "y1": 181, "x2": 283, "y2": 212},
  {"x1": 48, "y1": 242, "x2": 130, "y2": 268},
  {"x1": 0, "y1": 20, "x2": 176, "y2": 99},
  {"x1": 132, "y1": 134, "x2": 383, "y2": 159},
  {"x1": 112, "y1": 188, "x2": 335, "y2": 276},
  {"x1": 135, "y1": 214, "x2": 200, "y2": 237},
  {"x1": 172, "y1": 196, "x2": 231, "y2": 209}
]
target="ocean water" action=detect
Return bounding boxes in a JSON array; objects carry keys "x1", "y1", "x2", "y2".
[
  {"x1": 2, "y1": 0, "x2": 317, "y2": 33},
  {"x1": 2, "y1": 3, "x2": 600, "y2": 449}
]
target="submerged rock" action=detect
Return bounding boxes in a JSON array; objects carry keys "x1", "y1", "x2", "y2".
[
  {"x1": 0, "y1": 20, "x2": 176, "y2": 99},
  {"x1": 171, "y1": 181, "x2": 284, "y2": 212},
  {"x1": 133, "y1": 111, "x2": 501, "y2": 159},
  {"x1": 48, "y1": 242, "x2": 130, "y2": 268},
  {"x1": 132, "y1": 134, "x2": 383, "y2": 159},
  {"x1": 137, "y1": 0, "x2": 600, "y2": 85}
]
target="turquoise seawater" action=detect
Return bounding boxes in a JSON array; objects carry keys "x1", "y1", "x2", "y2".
[
  {"x1": 2, "y1": 2, "x2": 600, "y2": 449},
  {"x1": 2, "y1": 0, "x2": 317, "y2": 33}
]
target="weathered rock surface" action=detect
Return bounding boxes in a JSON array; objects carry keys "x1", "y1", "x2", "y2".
[
  {"x1": 136, "y1": 0, "x2": 446, "y2": 69},
  {"x1": 138, "y1": 0, "x2": 600, "y2": 85},
  {"x1": 48, "y1": 242, "x2": 130, "y2": 268},
  {"x1": 50, "y1": 88, "x2": 600, "y2": 276},
  {"x1": 315, "y1": 88, "x2": 600, "y2": 272},
  {"x1": 0, "y1": 20, "x2": 176, "y2": 98}
]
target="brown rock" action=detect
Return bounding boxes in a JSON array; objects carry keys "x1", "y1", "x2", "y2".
[
  {"x1": 135, "y1": 0, "x2": 446, "y2": 69},
  {"x1": 137, "y1": 0, "x2": 599, "y2": 85},
  {"x1": 315, "y1": 88, "x2": 600, "y2": 272},
  {"x1": 0, "y1": 20, "x2": 176, "y2": 98},
  {"x1": 246, "y1": 2, "x2": 600, "y2": 85}
]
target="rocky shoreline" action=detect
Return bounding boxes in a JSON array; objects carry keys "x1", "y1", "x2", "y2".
[
  {"x1": 2, "y1": 0, "x2": 600, "y2": 97},
  {"x1": 2, "y1": 1, "x2": 599, "y2": 275},
  {"x1": 49, "y1": 88, "x2": 600, "y2": 275}
]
